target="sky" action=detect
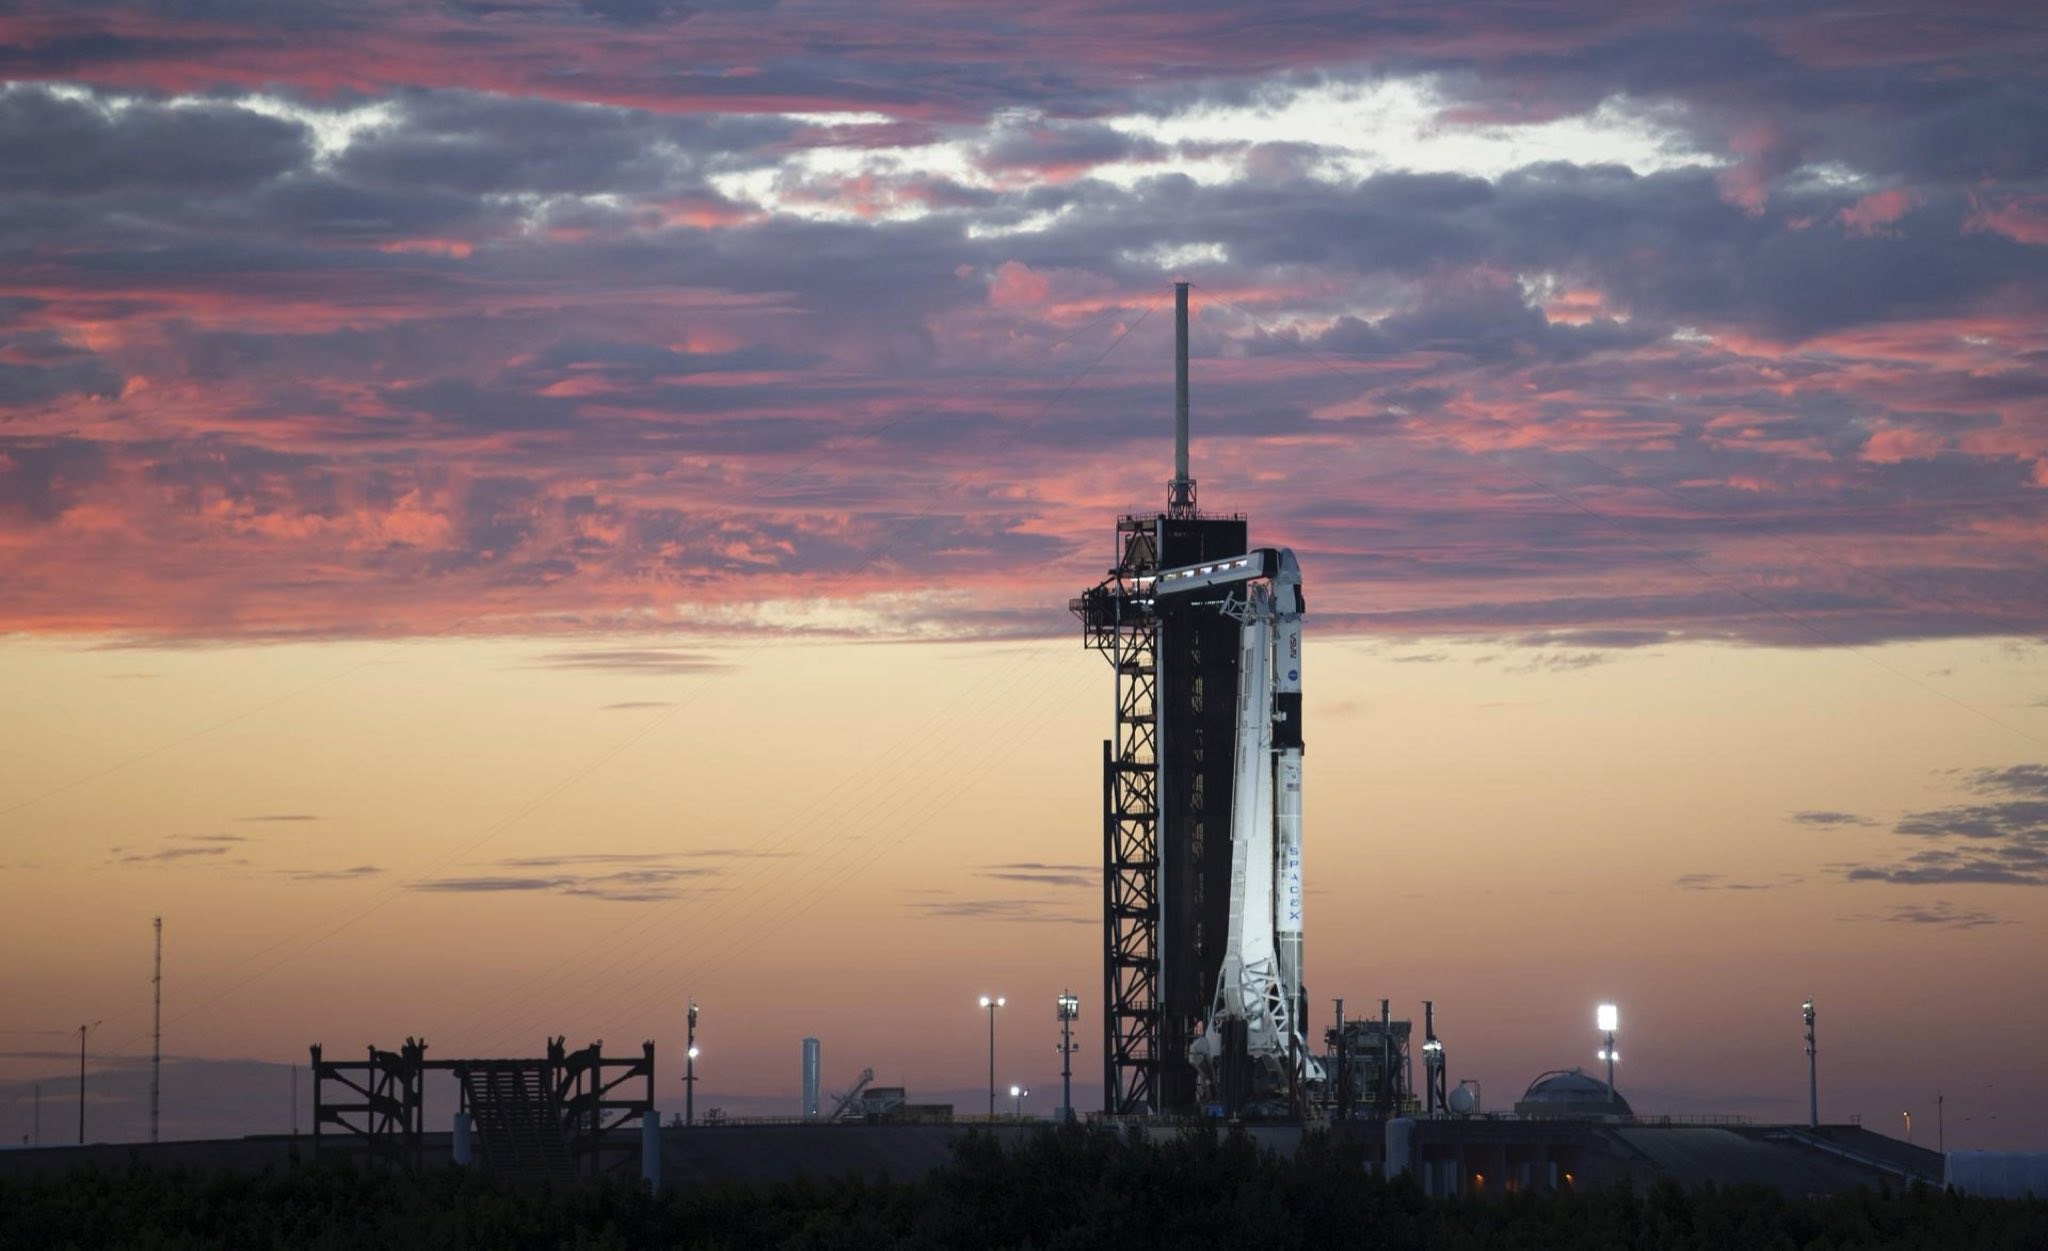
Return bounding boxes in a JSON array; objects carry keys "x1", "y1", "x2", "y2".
[{"x1": 0, "y1": 0, "x2": 2044, "y2": 1149}]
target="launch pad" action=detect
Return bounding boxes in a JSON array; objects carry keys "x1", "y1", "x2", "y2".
[{"x1": 1075, "y1": 284, "x2": 1436, "y2": 1123}]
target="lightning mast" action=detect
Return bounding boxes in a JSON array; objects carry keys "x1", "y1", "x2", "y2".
[
  {"x1": 1169, "y1": 283, "x2": 1196, "y2": 516},
  {"x1": 151, "y1": 916, "x2": 162, "y2": 1144}
]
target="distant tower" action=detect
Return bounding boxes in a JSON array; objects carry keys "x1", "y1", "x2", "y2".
[
  {"x1": 1075, "y1": 282, "x2": 1250, "y2": 1114},
  {"x1": 151, "y1": 916, "x2": 162, "y2": 1144},
  {"x1": 1803, "y1": 997, "x2": 1818, "y2": 1127}
]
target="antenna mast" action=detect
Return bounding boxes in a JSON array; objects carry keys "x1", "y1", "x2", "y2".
[
  {"x1": 151, "y1": 916, "x2": 162, "y2": 1143},
  {"x1": 1168, "y1": 281, "x2": 1197, "y2": 516}
]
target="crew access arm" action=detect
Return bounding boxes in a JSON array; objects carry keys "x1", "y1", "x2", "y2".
[{"x1": 1153, "y1": 549, "x2": 1319, "y2": 1106}]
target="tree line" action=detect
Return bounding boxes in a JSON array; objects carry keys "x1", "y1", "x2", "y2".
[{"x1": 3, "y1": 1123, "x2": 2042, "y2": 1249}]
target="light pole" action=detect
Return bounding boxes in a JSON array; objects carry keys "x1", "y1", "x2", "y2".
[
  {"x1": 1596, "y1": 1004, "x2": 1619, "y2": 1101},
  {"x1": 1055, "y1": 992, "x2": 1079, "y2": 1124},
  {"x1": 1010, "y1": 1084, "x2": 1029, "y2": 1119},
  {"x1": 1902, "y1": 1110, "x2": 1912, "y2": 1144},
  {"x1": 684, "y1": 999, "x2": 699, "y2": 1128},
  {"x1": 979, "y1": 995, "x2": 1004, "y2": 1120},
  {"x1": 1803, "y1": 998, "x2": 1818, "y2": 1128}
]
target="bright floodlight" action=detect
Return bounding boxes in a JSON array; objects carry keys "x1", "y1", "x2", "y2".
[
  {"x1": 687, "y1": 1045, "x2": 700, "y2": 1059},
  {"x1": 1010, "y1": 1084, "x2": 1022, "y2": 1097},
  {"x1": 980, "y1": 995, "x2": 1006, "y2": 1008},
  {"x1": 1597, "y1": 1003, "x2": 1618, "y2": 1033}
]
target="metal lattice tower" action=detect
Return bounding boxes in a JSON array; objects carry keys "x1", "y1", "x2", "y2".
[
  {"x1": 151, "y1": 916, "x2": 162, "y2": 1144},
  {"x1": 1078, "y1": 520, "x2": 1162, "y2": 1113}
]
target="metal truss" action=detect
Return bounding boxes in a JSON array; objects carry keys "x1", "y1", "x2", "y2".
[
  {"x1": 1074, "y1": 515, "x2": 1161, "y2": 1115},
  {"x1": 310, "y1": 1036, "x2": 655, "y2": 1179}
]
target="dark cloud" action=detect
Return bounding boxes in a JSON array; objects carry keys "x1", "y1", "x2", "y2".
[
  {"x1": 1842, "y1": 901, "x2": 2009, "y2": 930},
  {"x1": 114, "y1": 844, "x2": 231, "y2": 862},
  {"x1": 910, "y1": 897, "x2": 1092, "y2": 924},
  {"x1": 1837, "y1": 765, "x2": 2048, "y2": 886},
  {"x1": 236, "y1": 813, "x2": 318, "y2": 822},
  {"x1": 411, "y1": 858, "x2": 719, "y2": 902},
  {"x1": 1517, "y1": 629, "x2": 1672, "y2": 649},
  {"x1": 532, "y1": 649, "x2": 729, "y2": 676},
  {"x1": 496, "y1": 852, "x2": 708, "y2": 869},
  {"x1": 0, "y1": 438, "x2": 111, "y2": 525},
  {"x1": 978, "y1": 861, "x2": 1094, "y2": 888},
  {"x1": 1507, "y1": 650, "x2": 1614, "y2": 674},
  {"x1": 1970, "y1": 765, "x2": 2048, "y2": 799},
  {"x1": 978, "y1": 120, "x2": 1163, "y2": 177},
  {"x1": 0, "y1": 339, "x2": 124, "y2": 406},
  {"x1": 413, "y1": 875, "x2": 568, "y2": 893},
  {"x1": 577, "y1": 0, "x2": 777, "y2": 25},
  {"x1": 282, "y1": 864, "x2": 382, "y2": 881},
  {"x1": 1673, "y1": 872, "x2": 1780, "y2": 891},
  {"x1": 984, "y1": 861, "x2": 1092, "y2": 872},
  {"x1": 0, "y1": 85, "x2": 309, "y2": 196},
  {"x1": 1791, "y1": 811, "x2": 1875, "y2": 827}
]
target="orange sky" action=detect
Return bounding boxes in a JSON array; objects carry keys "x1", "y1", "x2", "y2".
[{"x1": 4, "y1": 630, "x2": 2042, "y2": 1146}]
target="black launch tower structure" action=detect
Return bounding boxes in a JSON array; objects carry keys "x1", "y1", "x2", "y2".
[{"x1": 1073, "y1": 284, "x2": 1248, "y2": 1116}]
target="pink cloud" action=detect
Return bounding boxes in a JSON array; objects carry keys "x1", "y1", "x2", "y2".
[
  {"x1": 1839, "y1": 188, "x2": 1916, "y2": 236},
  {"x1": 1964, "y1": 193, "x2": 2048, "y2": 246}
]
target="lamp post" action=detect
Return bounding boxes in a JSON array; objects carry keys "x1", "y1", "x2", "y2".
[
  {"x1": 1902, "y1": 1110, "x2": 1912, "y2": 1144},
  {"x1": 1596, "y1": 1003, "x2": 1619, "y2": 1101},
  {"x1": 1010, "y1": 1084, "x2": 1029, "y2": 1120},
  {"x1": 1055, "y1": 991, "x2": 1079, "y2": 1124},
  {"x1": 979, "y1": 995, "x2": 1004, "y2": 1120},
  {"x1": 684, "y1": 999, "x2": 699, "y2": 1128}
]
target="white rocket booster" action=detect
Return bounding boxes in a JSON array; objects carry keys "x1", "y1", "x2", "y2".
[{"x1": 1159, "y1": 549, "x2": 1320, "y2": 1101}]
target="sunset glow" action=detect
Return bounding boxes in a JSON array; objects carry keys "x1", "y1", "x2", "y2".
[{"x1": 1, "y1": 0, "x2": 2042, "y2": 1149}]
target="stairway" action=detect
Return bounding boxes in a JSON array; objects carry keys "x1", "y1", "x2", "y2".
[{"x1": 459, "y1": 1062, "x2": 574, "y2": 1180}]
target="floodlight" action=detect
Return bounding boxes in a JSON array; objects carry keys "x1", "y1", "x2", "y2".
[{"x1": 1596, "y1": 1003, "x2": 1618, "y2": 1033}]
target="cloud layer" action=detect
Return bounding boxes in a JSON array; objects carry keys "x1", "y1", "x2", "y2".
[
  {"x1": 0, "y1": 2, "x2": 2041, "y2": 645},
  {"x1": 1842, "y1": 765, "x2": 2048, "y2": 887}
]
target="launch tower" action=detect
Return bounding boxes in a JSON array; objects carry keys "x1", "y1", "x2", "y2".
[{"x1": 1073, "y1": 284, "x2": 1249, "y2": 1115}]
